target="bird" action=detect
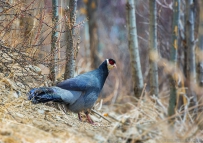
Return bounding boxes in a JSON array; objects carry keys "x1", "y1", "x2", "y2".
[{"x1": 27, "y1": 59, "x2": 116, "y2": 124}]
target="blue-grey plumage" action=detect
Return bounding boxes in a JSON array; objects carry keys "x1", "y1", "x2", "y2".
[
  {"x1": 28, "y1": 87, "x2": 82, "y2": 105},
  {"x1": 27, "y1": 59, "x2": 116, "y2": 123}
]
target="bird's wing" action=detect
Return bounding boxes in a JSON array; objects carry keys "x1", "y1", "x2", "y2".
[
  {"x1": 52, "y1": 87, "x2": 83, "y2": 105},
  {"x1": 57, "y1": 74, "x2": 94, "y2": 91},
  {"x1": 28, "y1": 86, "x2": 83, "y2": 105}
]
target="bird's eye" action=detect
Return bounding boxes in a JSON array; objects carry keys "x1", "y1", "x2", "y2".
[{"x1": 109, "y1": 59, "x2": 115, "y2": 65}]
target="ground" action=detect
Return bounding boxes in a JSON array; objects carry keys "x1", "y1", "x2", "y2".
[
  {"x1": 0, "y1": 78, "x2": 156, "y2": 143},
  {"x1": 0, "y1": 64, "x2": 202, "y2": 143},
  {"x1": 0, "y1": 82, "x2": 117, "y2": 143}
]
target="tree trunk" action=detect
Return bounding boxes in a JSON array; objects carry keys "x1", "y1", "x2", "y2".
[
  {"x1": 168, "y1": 0, "x2": 180, "y2": 120},
  {"x1": 126, "y1": 0, "x2": 144, "y2": 98},
  {"x1": 64, "y1": 0, "x2": 78, "y2": 79},
  {"x1": 186, "y1": 0, "x2": 196, "y2": 83},
  {"x1": 149, "y1": 0, "x2": 159, "y2": 97},
  {"x1": 185, "y1": 0, "x2": 198, "y2": 113},
  {"x1": 86, "y1": 0, "x2": 100, "y2": 69},
  {"x1": 198, "y1": 0, "x2": 203, "y2": 86},
  {"x1": 50, "y1": 0, "x2": 59, "y2": 82}
]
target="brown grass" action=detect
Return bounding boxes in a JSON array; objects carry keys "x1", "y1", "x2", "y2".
[
  {"x1": 0, "y1": 65, "x2": 202, "y2": 143},
  {"x1": 0, "y1": 1, "x2": 203, "y2": 142}
]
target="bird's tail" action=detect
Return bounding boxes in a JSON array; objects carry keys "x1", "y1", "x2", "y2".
[{"x1": 27, "y1": 87, "x2": 63, "y2": 104}]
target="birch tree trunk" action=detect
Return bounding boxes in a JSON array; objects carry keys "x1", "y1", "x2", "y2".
[
  {"x1": 186, "y1": 0, "x2": 196, "y2": 84},
  {"x1": 64, "y1": 0, "x2": 77, "y2": 79},
  {"x1": 50, "y1": 0, "x2": 59, "y2": 82},
  {"x1": 168, "y1": 0, "x2": 180, "y2": 120},
  {"x1": 149, "y1": 0, "x2": 159, "y2": 97},
  {"x1": 127, "y1": 0, "x2": 143, "y2": 98},
  {"x1": 198, "y1": 0, "x2": 203, "y2": 86},
  {"x1": 185, "y1": 0, "x2": 198, "y2": 115}
]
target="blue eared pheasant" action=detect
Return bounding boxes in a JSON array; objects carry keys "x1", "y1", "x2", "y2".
[{"x1": 27, "y1": 59, "x2": 116, "y2": 124}]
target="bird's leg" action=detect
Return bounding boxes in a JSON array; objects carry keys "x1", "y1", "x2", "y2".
[
  {"x1": 78, "y1": 112, "x2": 82, "y2": 121},
  {"x1": 85, "y1": 111, "x2": 94, "y2": 124}
]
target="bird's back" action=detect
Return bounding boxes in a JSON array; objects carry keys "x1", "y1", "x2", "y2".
[
  {"x1": 57, "y1": 68, "x2": 108, "y2": 112},
  {"x1": 57, "y1": 68, "x2": 107, "y2": 92}
]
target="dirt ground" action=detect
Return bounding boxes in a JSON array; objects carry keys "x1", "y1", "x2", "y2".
[
  {"x1": 0, "y1": 83, "x2": 119, "y2": 142},
  {"x1": 0, "y1": 76, "x2": 159, "y2": 143},
  {"x1": 0, "y1": 65, "x2": 202, "y2": 143},
  {"x1": 0, "y1": 84, "x2": 160, "y2": 143},
  {"x1": 0, "y1": 57, "x2": 150, "y2": 143}
]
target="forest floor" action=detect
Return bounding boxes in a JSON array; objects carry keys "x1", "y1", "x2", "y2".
[
  {"x1": 0, "y1": 77, "x2": 117, "y2": 142},
  {"x1": 0, "y1": 65, "x2": 202, "y2": 143},
  {"x1": 0, "y1": 94, "x2": 114, "y2": 143},
  {"x1": 0, "y1": 74, "x2": 157, "y2": 143}
]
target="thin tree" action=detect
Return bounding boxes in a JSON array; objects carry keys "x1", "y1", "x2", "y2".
[
  {"x1": 50, "y1": 0, "x2": 59, "y2": 83},
  {"x1": 64, "y1": 0, "x2": 78, "y2": 79},
  {"x1": 168, "y1": 0, "x2": 180, "y2": 120},
  {"x1": 197, "y1": 0, "x2": 203, "y2": 86},
  {"x1": 149, "y1": 0, "x2": 159, "y2": 97},
  {"x1": 185, "y1": 0, "x2": 198, "y2": 112},
  {"x1": 126, "y1": 0, "x2": 144, "y2": 98},
  {"x1": 86, "y1": 0, "x2": 100, "y2": 69},
  {"x1": 186, "y1": 0, "x2": 196, "y2": 84}
]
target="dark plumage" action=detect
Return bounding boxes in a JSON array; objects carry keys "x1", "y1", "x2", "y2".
[{"x1": 27, "y1": 59, "x2": 116, "y2": 123}]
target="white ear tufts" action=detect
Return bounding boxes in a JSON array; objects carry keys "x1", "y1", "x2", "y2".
[{"x1": 106, "y1": 59, "x2": 109, "y2": 65}]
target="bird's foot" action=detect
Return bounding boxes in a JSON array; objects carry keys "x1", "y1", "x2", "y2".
[
  {"x1": 78, "y1": 111, "x2": 98, "y2": 125},
  {"x1": 78, "y1": 112, "x2": 82, "y2": 121},
  {"x1": 85, "y1": 111, "x2": 94, "y2": 124}
]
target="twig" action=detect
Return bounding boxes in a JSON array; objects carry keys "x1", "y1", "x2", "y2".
[
  {"x1": 91, "y1": 109, "x2": 111, "y2": 123},
  {"x1": 97, "y1": 99, "x2": 103, "y2": 111},
  {"x1": 138, "y1": 83, "x2": 147, "y2": 106},
  {"x1": 140, "y1": 83, "x2": 147, "y2": 99},
  {"x1": 5, "y1": 108, "x2": 20, "y2": 123},
  {"x1": 150, "y1": 95, "x2": 167, "y2": 114},
  {"x1": 182, "y1": 94, "x2": 191, "y2": 123},
  {"x1": 105, "y1": 114, "x2": 131, "y2": 126}
]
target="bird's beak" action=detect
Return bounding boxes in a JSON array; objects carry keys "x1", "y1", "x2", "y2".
[{"x1": 113, "y1": 64, "x2": 117, "y2": 68}]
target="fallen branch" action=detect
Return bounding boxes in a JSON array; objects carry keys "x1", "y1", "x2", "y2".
[{"x1": 91, "y1": 109, "x2": 111, "y2": 123}]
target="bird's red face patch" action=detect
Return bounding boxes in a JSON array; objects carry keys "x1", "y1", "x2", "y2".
[
  {"x1": 109, "y1": 59, "x2": 116, "y2": 65},
  {"x1": 107, "y1": 59, "x2": 116, "y2": 70}
]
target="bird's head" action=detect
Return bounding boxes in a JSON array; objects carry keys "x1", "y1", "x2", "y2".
[{"x1": 106, "y1": 59, "x2": 116, "y2": 71}]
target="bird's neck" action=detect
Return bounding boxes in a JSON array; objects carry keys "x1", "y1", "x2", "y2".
[
  {"x1": 98, "y1": 62, "x2": 109, "y2": 76},
  {"x1": 98, "y1": 63, "x2": 109, "y2": 88}
]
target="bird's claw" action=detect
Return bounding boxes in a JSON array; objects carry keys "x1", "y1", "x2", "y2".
[
  {"x1": 85, "y1": 111, "x2": 95, "y2": 124},
  {"x1": 78, "y1": 112, "x2": 82, "y2": 121}
]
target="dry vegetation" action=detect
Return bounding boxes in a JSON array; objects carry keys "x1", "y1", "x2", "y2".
[
  {"x1": 0, "y1": 61, "x2": 202, "y2": 142},
  {"x1": 0, "y1": 1, "x2": 203, "y2": 143}
]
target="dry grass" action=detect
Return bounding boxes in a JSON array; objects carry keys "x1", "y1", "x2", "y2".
[
  {"x1": 0, "y1": 53, "x2": 201, "y2": 143},
  {"x1": 0, "y1": 65, "x2": 202, "y2": 143},
  {"x1": 1, "y1": 1, "x2": 203, "y2": 143}
]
